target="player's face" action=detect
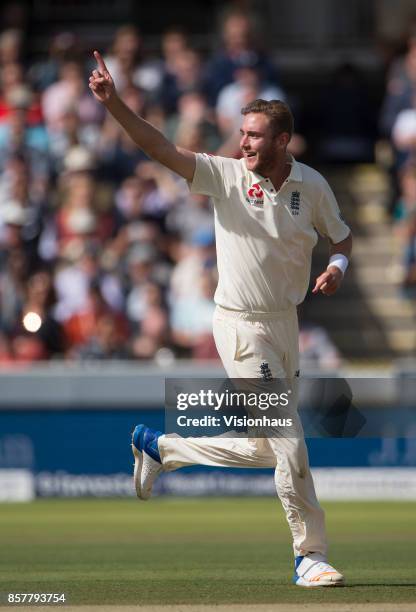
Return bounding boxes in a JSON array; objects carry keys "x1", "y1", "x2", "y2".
[{"x1": 240, "y1": 113, "x2": 287, "y2": 176}]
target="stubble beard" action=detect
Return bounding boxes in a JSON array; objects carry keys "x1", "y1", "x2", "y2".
[{"x1": 252, "y1": 149, "x2": 276, "y2": 177}]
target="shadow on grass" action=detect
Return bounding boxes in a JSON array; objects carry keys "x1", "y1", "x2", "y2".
[{"x1": 343, "y1": 583, "x2": 416, "y2": 588}]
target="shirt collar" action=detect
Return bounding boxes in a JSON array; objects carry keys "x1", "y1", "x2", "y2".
[{"x1": 247, "y1": 154, "x2": 303, "y2": 186}]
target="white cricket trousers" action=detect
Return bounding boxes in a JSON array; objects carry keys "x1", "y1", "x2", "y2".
[{"x1": 158, "y1": 305, "x2": 327, "y2": 557}]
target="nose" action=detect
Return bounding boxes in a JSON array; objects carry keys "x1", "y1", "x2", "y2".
[{"x1": 240, "y1": 134, "x2": 248, "y2": 148}]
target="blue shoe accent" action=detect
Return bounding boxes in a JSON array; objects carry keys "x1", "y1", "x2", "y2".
[
  {"x1": 132, "y1": 424, "x2": 162, "y2": 463},
  {"x1": 292, "y1": 555, "x2": 304, "y2": 584}
]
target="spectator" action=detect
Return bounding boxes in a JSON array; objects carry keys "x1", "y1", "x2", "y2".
[
  {"x1": 158, "y1": 48, "x2": 205, "y2": 114},
  {"x1": 392, "y1": 92, "x2": 416, "y2": 166},
  {"x1": 12, "y1": 269, "x2": 64, "y2": 360},
  {"x1": 165, "y1": 193, "x2": 214, "y2": 243},
  {"x1": 124, "y1": 243, "x2": 161, "y2": 330},
  {"x1": 48, "y1": 105, "x2": 101, "y2": 172},
  {"x1": 64, "y1": 281, "x2": 128, "y2": 356},
  {"x1": 0, "y1": 158, "x2": 47, "y2": 272},
  {"x1": 102, "y1": 202, "x2": 169, "y2": 290},
  {"x1": 0, "y1": 198, "x2": 27, "y2": 267},
  {"x1": 169, "y1": 228, "x2": 216, "y2": 305},
  {"x1": 299, "y1": 323, "x2": 342, "y2": 370},
  {"x1": 166, "y1": 91, "x2": 220, "y2": 152},
  {"x1": 134, "y1": 160, "x2": 179, "y2": 220},
  {"x1": 392, "y1": 163, "x2": 416, "y2": 296},
  {"x1": 393, "y1": 162, "x2": 416, "y2": 230},
  {"x1": 216, "y1": 65, "x2": 285, "y2": 137},
  {"x1": 103, "y1": 25, "x2": 163, "y2": 95},
  {"x1": 50, "y1": 160, "x2": 114, "y2": 260},
  {"x1": 0, "y1": 155, "x2": 46, "y2": 268},
  {"x1": 0, "y1": 29, "x2": 23, "y2": 67},
  {"x1": 131, "y1": 281, "x2": 169, "y2": 359},
  {"x1": 160, "y1": 27, "x2": 190, "y2": 76},
  {"x1": 98, "y1": 84, "x2": 148, "y2": 182},
  {"x1": 53, "y1": 241, "x2": 112, "y2": 322},
  {"x1": 380, "y1": 30, "x2": 416, "y2": 141},
  {"x1": 170, "y1": 268, "x2": 218, "y2": 359},
  {"x1": 29, "y1": 32, "x2": 81, "y2": 92},
  {"x1": 0, "y1": 247, "x2": 27, "y2": 334},
  {"x1": 204, "y1": 10, "x2": 280, "y2": 105},
  {"x1": 42, "y1": 60, "x2": 103, "y2": 134},
  {"x1": 76, "y1": 312, "x2": 129, "y2": 360},
  {"x1": 0, "y1": 76, "x2": 49, "y2": 173}
]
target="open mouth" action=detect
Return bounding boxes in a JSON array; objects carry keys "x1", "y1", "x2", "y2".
[{"x1": 245, "y1": 152, "x2": 256, "y2": 158}]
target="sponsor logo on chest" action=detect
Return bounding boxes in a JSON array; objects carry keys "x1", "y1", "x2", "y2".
[{"x1": 246, "y1": 183, "x2": 264, "y2": 209}]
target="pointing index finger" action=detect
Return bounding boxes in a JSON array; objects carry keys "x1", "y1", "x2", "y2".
[
  {"x1": 312, "y1": 272, "x2": 329, "y2": 294},
  {"x1": 94, "y1": 50, "x2": 108, "y2": 73}
]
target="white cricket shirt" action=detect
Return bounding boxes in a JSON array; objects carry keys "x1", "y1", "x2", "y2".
[{"x1": 189, "y1": 153, "x2": 350, "y2": 313}]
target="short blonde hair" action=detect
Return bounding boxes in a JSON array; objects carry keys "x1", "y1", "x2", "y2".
[{"x1": 241, "y1": 99, "x2": 294, "y2": 138}]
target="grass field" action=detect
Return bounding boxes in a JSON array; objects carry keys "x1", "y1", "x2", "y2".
[{"x1": 0, "y1": 498, "x2": 415, "y2": 607}]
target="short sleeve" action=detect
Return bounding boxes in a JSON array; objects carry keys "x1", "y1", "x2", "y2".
[
  {"x1": 313, "y1": 179, "x2": 351, "y2": 244},
  {"x1": 188, "y1": 153, "x2": 226, "y2": 199}
]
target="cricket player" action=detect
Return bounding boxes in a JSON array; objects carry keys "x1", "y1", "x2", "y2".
[{"x1": 90, "y1": 50, "x2": 352, "y2": 588}]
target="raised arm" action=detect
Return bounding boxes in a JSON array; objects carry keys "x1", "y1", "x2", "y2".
[{"x1": 89, "y1": 50, "x2": 196, "y2": 181}]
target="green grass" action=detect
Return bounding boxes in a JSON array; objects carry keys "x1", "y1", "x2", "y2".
[{"x1": 0, "y1": 498, "x2": 414, "y2": 605}]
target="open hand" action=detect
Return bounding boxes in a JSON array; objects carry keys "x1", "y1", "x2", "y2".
[
  {"x1": 312, "y1": 266, "x2": 343, "y2": 296},
  {"x1": 89, "y1": 50, "x2": 116, "y2": 104}
]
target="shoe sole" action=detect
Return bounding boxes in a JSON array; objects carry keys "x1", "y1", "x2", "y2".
[
  {"x1": 131, "y1": 438, "x2": 145, "y2": 500},
  {"x1": 295, "y1": 577, "x2": 345, "y2": 588}
]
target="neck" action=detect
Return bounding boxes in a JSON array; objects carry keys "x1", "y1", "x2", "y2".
[{"x1": 263, "y1": 153, "x2": 291, "y2": 190}]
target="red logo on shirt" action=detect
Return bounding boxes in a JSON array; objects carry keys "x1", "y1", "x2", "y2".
[{"x1": 246, "y1": 183, "x2": 264, "y2": 208}]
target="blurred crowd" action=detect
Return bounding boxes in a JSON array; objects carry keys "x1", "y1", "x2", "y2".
[
  {"x1": 381, "y1": 25, "x2": 416, "y2": 297},
  {"x1": 0, "y1": 7, "x2": 414, "y2": 365},
  {"x1": 0, "y1": 12, "x2": 287, "y2": 364}
]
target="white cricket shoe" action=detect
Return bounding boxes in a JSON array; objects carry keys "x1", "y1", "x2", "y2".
[
  {"x1": 293, "y1": 552, "x2": 345, "y2": 587},
  {"x1": 132, "y1": 424, "x2": 163, "y2": 500}
]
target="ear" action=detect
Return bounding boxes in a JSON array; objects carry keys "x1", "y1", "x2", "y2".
[{"x1": 276, "y1": 132, "x2": 291, "y2": 150}]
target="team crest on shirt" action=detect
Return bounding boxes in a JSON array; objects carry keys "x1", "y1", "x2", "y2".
[
  {"x1": 260, "y1": 361, "x2": 273, "y2": 382},
  {"x1": 290, "y1": 191, "x2": 300, "y2": 215},
  {"x1": 246, "y1": 183, "x2": 264, "y2": 208}
]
